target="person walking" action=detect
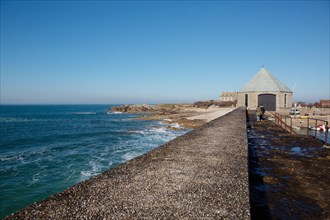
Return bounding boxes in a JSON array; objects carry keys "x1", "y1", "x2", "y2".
[
  {"x1": 260, "y1": 105, "x2": 265, "y2": 120},
  {"x1": 256, "y1": 105, "x2": 263, "y2": 121}
]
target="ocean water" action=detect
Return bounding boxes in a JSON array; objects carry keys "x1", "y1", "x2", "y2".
[{"x1": 0, "y1": 105, "x2": 189, "y2": 218}]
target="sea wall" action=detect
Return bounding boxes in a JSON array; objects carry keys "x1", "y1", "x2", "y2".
[{"x1": 5, "y1": 108, "x2": 250, "y2": 219}]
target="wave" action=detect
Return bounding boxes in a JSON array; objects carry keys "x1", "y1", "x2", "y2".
[
  {"x1": 79, "y1": 160, "x2": 110, "y2": 181},
  {"x1": 0, "y1": 117, "x2": 33, "y2": 123},
  {"x1": 122, "y1": 151, "x2": 142, "y2": 161},
  {"x1": 169, "y1": 123, "x2": 181, "y2": 129},
  {"x1": 80, "y1": 170, "x2": 93, "y2": 179},
  {"x1": 73, "y1": 112, "x2": 97, "y2": 115},
  {"x1": 0, "y1": 117, "x2": 58, "y2": 123},
  {"x1": 0, "y1": 154, "x2": 26, "y2": 163},
  {"x1": 107, "y1": 111, "x2": 122, "y2": 114}
]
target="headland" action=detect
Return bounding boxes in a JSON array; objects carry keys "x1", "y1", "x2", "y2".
[{"x1": 111, "y1": 103, "x2": 236, "y2": 128}]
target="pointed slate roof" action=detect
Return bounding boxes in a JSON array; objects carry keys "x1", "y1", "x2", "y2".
[{"x1": 240, "y1": 67, "x2": 292, "y2": 92}]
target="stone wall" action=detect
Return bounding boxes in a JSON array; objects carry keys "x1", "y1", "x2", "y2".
[{"x1": 237, "y1": 91, "x2": 292, "y2": 111}]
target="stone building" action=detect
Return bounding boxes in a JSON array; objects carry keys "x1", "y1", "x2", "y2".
[
  {"x1": 320, "y1": 100, "x2": 330, "y2": 108},
  {"x1": 219, "y1": 92, "x2": 238, "y2": 102},
  {"x1": 236, "y1": 67, "x2": 293, "y2": 111}
]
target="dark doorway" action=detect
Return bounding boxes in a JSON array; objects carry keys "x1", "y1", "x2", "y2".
[
  {"x1": 258, "y1": 94, "x2": 276, "y2": 111},
  {"x1": 245, "y1": 94, "x2": 248, "y2": 107}
]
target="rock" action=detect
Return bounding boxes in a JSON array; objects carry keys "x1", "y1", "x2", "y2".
[
  {"x1": 263, "y1": 176, "x2": 280, "y2": 184},
  {"x1": 193, "y1": 100, "x2": 236, "y2": 109},
  {"x1": 171, "y1": 118, "x2": 206, "y2": 128},
  {"x1": 110, "y1": 104, "x2": 192, "y2": 114},
  {"x1": 111, "y1": 104, "x2": 159, "y2": 113}
]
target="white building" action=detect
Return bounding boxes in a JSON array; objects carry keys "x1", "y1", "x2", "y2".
[{"x1": 236, "y1": 67, "x2": 293, "y2": 111}]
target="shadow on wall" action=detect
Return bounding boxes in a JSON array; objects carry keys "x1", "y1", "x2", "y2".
[{"x1": 246, "y1": 110, "x2": 272, "y2": 219}]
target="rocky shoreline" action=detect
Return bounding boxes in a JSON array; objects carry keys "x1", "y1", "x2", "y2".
[{"x1": 110, "y1": 104, "x2": 235, "y2": 128}]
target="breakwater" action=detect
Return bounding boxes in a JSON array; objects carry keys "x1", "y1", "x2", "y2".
[{"x1": 4, "y1": 108, "x2": 250, "y2": 219}]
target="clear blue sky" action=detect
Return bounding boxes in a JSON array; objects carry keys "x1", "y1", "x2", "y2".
[{"x1": 1, "y1": 0, "x2": 329, "y2": 104}]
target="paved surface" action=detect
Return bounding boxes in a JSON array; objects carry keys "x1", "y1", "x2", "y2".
[
  {"x1": 5, "y1": 108, "x2": 250, "y2": 219},
  {"x1": 248, "y1": 111, "x2": 330, "y2": 219},
  {"x1": 187, "y1": 107, "x2": 236, "y2": 122}
]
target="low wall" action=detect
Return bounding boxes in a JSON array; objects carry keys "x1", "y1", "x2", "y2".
[{"x1": 5, "y1": 108, "x2": 250, "y2": 219}]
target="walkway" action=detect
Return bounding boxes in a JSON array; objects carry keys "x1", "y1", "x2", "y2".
[{"x1": 248, "y1": 111, "x2": 330, "y2": 219}]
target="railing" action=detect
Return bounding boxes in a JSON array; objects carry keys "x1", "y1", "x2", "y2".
[
  {"x1": 274, "y1": 112, "x2": 329, "y2": 145},
  {"x1": 274, "y1": 112, "x2": 295, "y2": 134},
  {"x1": 307, "y1": 118, "x2": 329, "y2": 145}
]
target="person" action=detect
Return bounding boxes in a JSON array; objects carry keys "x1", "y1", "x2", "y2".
[
  {"x1": 260, "y1": 105, "x2": 265, "y2": 120},
  {"x1": 256, "y1": 105, "x2": 262, "y2": 121}
]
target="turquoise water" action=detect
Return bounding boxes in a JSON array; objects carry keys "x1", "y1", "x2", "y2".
[{"x1": 0, "y1": 105, "x2": 188, "y2": 218}]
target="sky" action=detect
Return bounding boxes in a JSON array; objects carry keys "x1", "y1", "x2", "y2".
[{"x1": 1, "y1": 0, "x2": 329, "y2": 104}]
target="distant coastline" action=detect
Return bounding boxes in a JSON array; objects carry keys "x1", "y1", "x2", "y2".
[{"x1": 110, "y1": 103, "x2": 236, "y2": 128}]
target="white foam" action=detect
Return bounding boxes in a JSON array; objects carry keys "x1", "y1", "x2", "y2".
[
  {"x1": 80, "y1": 170, "x2": 92, "y2": 178},
  {"x1": 0, "y1": 155, "x2": 17, "y2": 162},
  {"x1": 122, "y1": 151, "x2": 141, "y2": 161},
  {"x1": 127, "y1": 130, "x2": 147, "y2": 135},
  {"x1": 28, "y1": 176, "x2": 39, "y2": 185},
  {"x1": 79, "y1": 159, "x2": 110, "y2": 181},
  {"x1": 0, "y1": 117, "x2": 31, "y2": 123},
  {"x1": 170, "y1": 123, "x2": 181, "y2": 129},
  {"x1": 0, "y1": 154, "x2": 27, "y2": 164},
  {"x1": 109, "y1": 111, "x2": 123, "y2": 114},
  {"x1": 74, "y1": 112, "x2": 97, "y2": 115},
  {"x1": 150, "y1": 126, "x2": 167, "y2": 133}
]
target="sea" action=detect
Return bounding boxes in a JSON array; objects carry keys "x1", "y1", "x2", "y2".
[{"x1": 0, "y1": 105, "x2": 189, "y2": 218}]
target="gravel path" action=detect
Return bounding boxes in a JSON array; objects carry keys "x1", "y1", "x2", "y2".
[{"x1": 5, "y1": 108, "x2": 250, "y2": 219}]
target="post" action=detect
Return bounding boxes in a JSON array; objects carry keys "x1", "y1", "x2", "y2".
[
  {"x1": 325, "y1": 121, "x2": 329, "y2": 145},
  {"x1": 315, "y1": 119, "x2": 317, "y2": 139},
  {"x1": 290, "y1": 117, "x2": 292, "y2": 133},
  {"x1": 275, "y1": 113, "x2": 277, "y2": 125},
  {"x1": 307, "y1": 117, "x2": 309, "y2": 136}
]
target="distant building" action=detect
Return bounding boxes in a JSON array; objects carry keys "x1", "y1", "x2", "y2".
[
  {"x1": 219, "y1": 92, "x2": 238, "y2": 102},
  {"x1": 320, "y1": 100, "x2": 330, "y2": 108},
  {"x1": 236, "y1": 67, "x2": 293, "y2": 111}
]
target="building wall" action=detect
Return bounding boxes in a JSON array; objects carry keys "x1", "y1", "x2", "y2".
[
  {"x1": 237, "y1": 92, "x2": 259, "y2": 109},
  {"x1": 219, "y1": 92, "x2": 238, "y2": 102},
  {"x1": 237, "y1": 91, "x2": 292, "y2": 111},
  {"x1": 277, "y1": 92, "x2": 292, "y2": 109},
  {"x1": 320, "y1": 100, "x2": 330, "y2": 108}
]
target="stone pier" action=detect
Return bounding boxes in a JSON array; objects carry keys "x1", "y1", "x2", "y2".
[{"x1": 5, "y1": 108, "x2": 250, "y2": 219}]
